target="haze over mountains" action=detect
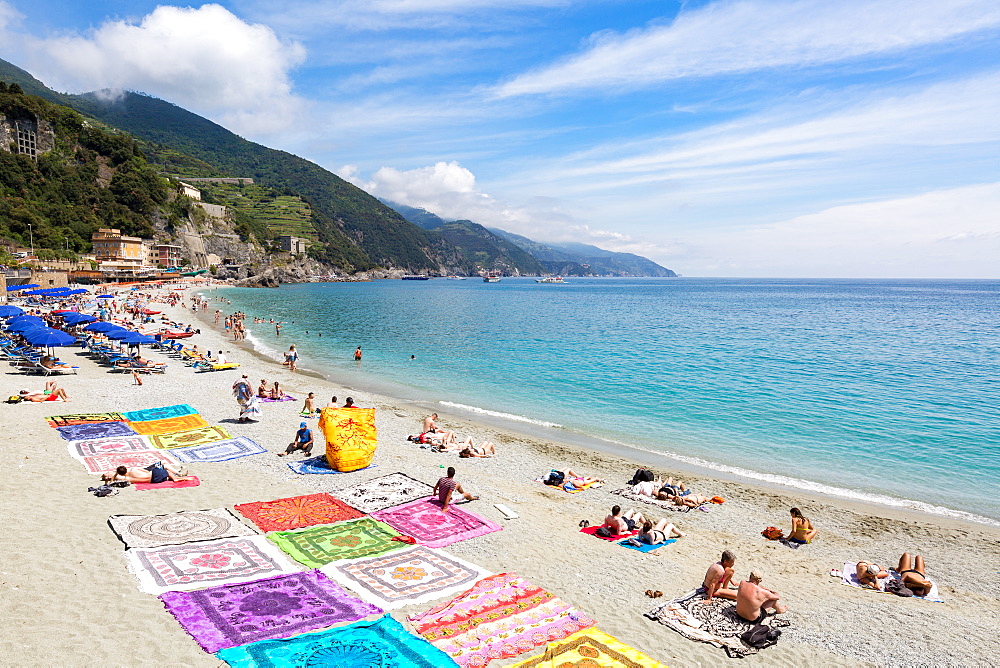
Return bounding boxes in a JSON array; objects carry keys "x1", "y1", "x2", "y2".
[{"x1": 0, "y1": 56, "x2": 674, "y2": 277}]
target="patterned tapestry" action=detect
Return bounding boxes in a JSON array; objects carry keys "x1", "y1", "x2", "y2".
[
  {"x1": 332, "y1": 472, "x2": 434, "y2": 513},
  {"x1": 147, "y1": 426, "x2": 233, "y2": 449},
  {"x1": 127, "y1": 413, "x2": 209, "y2": 436},
  {"x1": 235, "y1": 493, "x2": 364, "y2": 532},
  {"x1": 512, "y1": 628, "x2": 667, "y2": 667},
  {"x1": 267, "y1": 517, "x2": 405, "y2": 568},
  {"x1": 371, "y1": 498, "x2": 502, "y2": 548},
  {"x1": 171, "y1": 437, "x2": 267, "y2": 463},
  {"x1": 68, "y1": 436, "x2": 153, "y2": 459},
  {"x1": 56, "y1": 421, "x2": 136, "y2": 441},
  {"x1": 122, "y1": 404, "x2": 197, "y2": 422},
  {"x1": 46, "y1": 412, "x2": 126, "y2": 427},
  {"x1": 108, "y1": 508, "x2": 258, "y2": 549},
  {"x1": 79, "y1": 450, "x2": 177, "y2": 475},
  {"x1": 319, "y1": 407, "x2": 378, "y2": 472}
]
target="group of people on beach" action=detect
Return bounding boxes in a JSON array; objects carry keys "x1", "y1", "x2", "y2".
[{"x1": 407, "y1": 413, "x2": 498, "y2": 458}]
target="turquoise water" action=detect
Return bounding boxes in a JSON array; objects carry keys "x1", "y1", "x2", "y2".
[{"x1": 215, "y1": 278, "x2": 1000, "y2": 525}]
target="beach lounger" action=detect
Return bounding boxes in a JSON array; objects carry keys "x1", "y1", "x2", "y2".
[{"x1": 194, "y1": 362, "x2": 240, "y2": 372}]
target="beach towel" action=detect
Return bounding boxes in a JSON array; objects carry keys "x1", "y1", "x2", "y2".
[
  {"x1": 610, "y1": 488, "x2": 692, "y2": 512},
  {"x1": 645, "y1": 589, "x2": 790, "y2": 659},
  {"x1": 538, "y1": 476, "x2": 603, "y2": 494},
  {"x1": 160, "y1": 570, "x2": 382, "y2": 653},
  {"x1": 267, "y1": 517, "x2": 405, "y2": 568},
  {"x1": 122, "y1": 404, "x2": 197, "y2": 422},
  {"x1": 56, "y1": 421, "x2": 136, "y2": 442},
  {"x1": 171, "y1": 437, "x2": 266, "y2": 463},
  {"x1": 285, "y1": 455, "x2": 376, "y2": 475},
  {"x1": 332, "y1": 472, "x2": 435, "y2": 513},
  {"x1": 580, "y1": 525, "x2": 639, "y2": 541},
  {"x1": 320, "y1": 407, "x2": 378, "y2": 472},
  {"x1": 46, "y1": 412, "x2": 125, "y2": 427},
  {"x1": 133, "y1": 475, "x2": 201, "y2": 490},
  {"x1": 215, "y1": 614, "x2": 455, "y2": 668},
  {"x1": 259, "y1": 394, "x2": 296, "y2": 402},
  {"x1": 838, "y1": 562, "x2": 944, "y2": 602},
  {"x1": 512, "y1": 627, "x2": 667, "y2": 668},
  {"x1": 321, "y1": 546, "x2": 491, "y2": 610},
  {"x1": 79, "y1": 450, "x2": 177, "y2": 475},
  {"x1": 618, "y1": 538, "x2": 676, "y2": 553},
  {"x1": 409, "y1": 572, "x2": 596, "y2": 668},
  {"x1": 235, "y1": 493, "x2": 364, "y2": 532},
  {"x1": 371, "y1": 498, "x2": 502, "y2": 549},
  {"x1": 108, "y1": 508, "x2": 257, "y2": 549},
  {"x1": 125, "y1": 536, "x2": 301, "y2": 595},
  {"x1": 68, "y1": 436, "x2": 152, "y2": 459},
  {"x1": 128, "y1": 413, "x2": 209, "y2": 436},
  {"x1": 147, "y1": 425, "x2": 233, "y2": 449}
]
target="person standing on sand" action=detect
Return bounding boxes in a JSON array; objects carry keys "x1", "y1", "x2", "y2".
[
  {"x1": 233, "y1": 374, "x2": 259, "y2": 423},
  {"x1": 703, "y1": 550, "x2": 738, "y2": 603},
  {"x1": 433, "y1": 467, "x2": 479, "y2": 512},
  {"x1": 354, "y1": 346, "x2": 362, "y2": 361},
  {"x1": 285, "y1": 345, "x2": 298, "y2": 372}
]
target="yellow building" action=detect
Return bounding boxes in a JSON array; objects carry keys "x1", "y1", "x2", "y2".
[{"x1": 92, "y1": 228, "x2": 146, "y2": 262}]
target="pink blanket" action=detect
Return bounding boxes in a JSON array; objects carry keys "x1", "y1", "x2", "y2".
[
  {"x1": 133, "y1": 476, "x2": 200, "y2": 490},
  {"x1": 371, "y1": 498, "x2": 501, "y2": 548}
]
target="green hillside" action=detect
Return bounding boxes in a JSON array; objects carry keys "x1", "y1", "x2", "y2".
[{"x1": 196, "y1": 181, "x2": 318, "y2": 244}]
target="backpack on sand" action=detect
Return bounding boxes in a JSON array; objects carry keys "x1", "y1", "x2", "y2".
[{"x1": 741, "y1": 624, "x2": 781, "y2": 649}]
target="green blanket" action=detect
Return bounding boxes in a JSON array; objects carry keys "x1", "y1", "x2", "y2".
[{"x1": 266, "y1": 517, "x2": 404, "y2": 568}]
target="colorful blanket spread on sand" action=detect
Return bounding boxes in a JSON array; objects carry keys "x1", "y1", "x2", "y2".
[
  {"x1": 171, "y1": 437, "x2": 266, "y2": 463},
  {"x1": 148, "y1": 425, "x2": 233, "y2": 449},
  {"x1": 409, "y1": 572, "x2": 596, "y2": 668},
  {"x1": 579, "y1": 525, "x2": 638, "y2": 541},
  {"x1": 284, "y1": 455, "x2": 376, "y2": 475},
  {"x1": 839, "y1": 562, "x2": 944, "y2": 602},
  {"x1": 332, "y1": 472, "x2": 435, "y2": 513},
  {"x1": 125, "y1": 536, "x2": 301, "y2": 595},
  {"x1": 645, "y1": 589, "x2": 790, "y2": 658},
  {"x1": 267, "y1": 517, "x2": 404, "y2": 568},
  {"x1": 46, "y1": 412, "x2": 125, "y2": 427},
  {"x1": 80, "y1": 450, "x2": 177, "y2": 474},
  {"x1": 128, "y1": 413, "x2": 209, "y2": 436},
  {"x1": 133, "y1": 475, "x2": 200, "y2": 490},
  {"x1": 371, "y1": 498, "x2": 502, "y2": 549},
  {"x1": 215, "y1": 614, "x2": 456, "y2": 668},
  {"x1": 122, "y1": 404, "x2": 197, "y2": 422},
  {"x1": 109, "y1": 508, "x2": 258, "y2": 549},
  {"x1": 512, "y1": 628, "x2": 667, "y2": 668},
  {"x1": 610, "y1": 488, "x2": 692, "y2": 512},
  {"x1": 56, "y1": 421, "x2": 136, "y2": 442},
  {"x1": 68, "y1": 436, "x2": 152, "y2": 459},
  {"x1": 321, "y1": 546, "x2": 491, "y2": 610},
  {"x1": 160, "y1": 570, "x2": 382, "y2": 653},
  {"x1": 236, "y1": 493, "x2": 364, "y2": 532}
]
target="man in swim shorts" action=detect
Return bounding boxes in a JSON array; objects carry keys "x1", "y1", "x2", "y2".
[
  {"x1": 102, "y1": 462, "x2": 193, "y2": 484},
  {"x1": 735, "y1": 570, "x2": 787, "y2": 622}
]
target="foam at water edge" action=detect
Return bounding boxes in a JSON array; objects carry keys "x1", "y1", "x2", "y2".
[
  {"x1": 438, "y1": 401, "x2": 564, "y2": 429},
  {"x1": 612, "y1": 440, "x2": 1000, "y2": 528},
  {"x1": 243, "y1": 332, "x2": 284, "y2": 365}
]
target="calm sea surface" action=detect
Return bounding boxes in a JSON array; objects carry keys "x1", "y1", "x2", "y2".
[{"x1": 215, "y1": 278, "x2": 1000, "y2": 524}]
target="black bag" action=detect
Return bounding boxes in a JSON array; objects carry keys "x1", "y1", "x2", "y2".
[
  {"x1": 87, "y1": 485, "x2": 118, "y2": 497},
  {"x1": 544, "y1": 470, "x2": 565, "y2": 486},
  {"x1": 885, "y1": 579, "x2": 914, "y2": 597},
  {"x1": 627, "y1": 468, "x2": 654, "y2": 485},
  {"x1": 741, "y1": 624, "x2": 781, "y2": 649},
  {"x1": 595, "y1": 527, "x2": 613, "y2": 538}
]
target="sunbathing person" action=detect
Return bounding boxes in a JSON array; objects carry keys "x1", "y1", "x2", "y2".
[
  {"x1": 408, "y1": 431, "x2": 459, "y2": 448},
  {"x1": 39, "y1": 355, "x2": 72, "y2": 370},
  {"x1": 544, "y1": 468, "x2": 601, "y2": 487},
  {"x1": 735, "y1": 570, "x2": 787, "y2": 623},
  {"x1": 257, "y1": 379, "x2": 269, "y2": 398},
  {"x1": 703, "y1": 550, "x2": 738, "y2": 602},
  {"x1": 19, "y1": 382, "x2": 70, "y2": 402},
  {"x1": 603, "y1": 505, "x2": 645, "y2": 535},
  {"x1": 278, "y1": 422, "x2": 314, "y2": 457},
  {"x1": 460, "y1": 441, "x2": 496, "y2": 458},
  {"x1": 300, "y1": 392, "x2": 318, "y2": 416},
  {"x1": 659, "y1": 491, "x2": 710, "y2": 507},
  {"x1": 788, "y1": 507, "x2": 818, "y2": 544},
  {"x1": 101, "y1": 462, "x2": 193, "y2": 484},
  {"x1": 855, "y1": 561, "x2": 889, "y2": 590},
  {"x1": 269, "y1": 381, "x2": 282, "y2": 400},
  {"x1": 896, "y1": 552, "x2": 934, "y2": 596},
  {"x1": 637, "y1": 519, "x2": 685, "y2": 544}
]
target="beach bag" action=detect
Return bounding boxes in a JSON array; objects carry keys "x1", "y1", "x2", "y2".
[
  {"x1": 87, "y1": 484, "x2": 118, "y2": 497},
  {"x1": 595, "y1": 527, "x2": 613, "y2": 538},
  {"x1": 6, "y1": 395, "x2": 22, "y2": 404},
  {"x1": 628, "y1": 468, "x2": 654, "y2": 485},
  {"x1": 544, "y1": 470, "x2": 565, "y2": 486},
  {"x1": 741, "y1": 624, "x2": 781, "y2": 649},
  {"x1": 761, "y1": 526, "x2": 784, "y2": 540},
  {"x1": 885, "y1": 579, "x2": 914, "y2": 597}
]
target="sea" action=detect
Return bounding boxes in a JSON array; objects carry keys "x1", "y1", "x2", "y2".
[{"x1": 212, "y1": 278, "x2": 1000, "y2": 526}]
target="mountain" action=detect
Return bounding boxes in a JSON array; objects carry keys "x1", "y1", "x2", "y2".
[
  {"x1": 0, "y1": 57, "x2": 447, "y2": 273},
  {"x1": 489, "y1": 231, "x2": 677, "y2": 277}
]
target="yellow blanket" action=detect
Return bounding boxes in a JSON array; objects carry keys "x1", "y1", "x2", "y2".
[
  {"x1": 129, "y1": 414, "x2": 209, "y2": 436},
  {"x1": 319, "y1": 407, "x2": 377, "y2": 472},
  {"x1": 513, "y1": 628, "x2": 667, "y2": 667}
]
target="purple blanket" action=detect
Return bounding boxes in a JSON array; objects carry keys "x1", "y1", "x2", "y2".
[
  {"x1": 56, "y1": 421, "x2": 136, "y2": 441},
  {"x1": 159, "y1": 570, "x2": 382, "y2": 652}
]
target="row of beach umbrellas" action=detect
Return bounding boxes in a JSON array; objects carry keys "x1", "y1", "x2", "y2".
[{"x1": 2, "y1": 300, "x2": 158, "y2": 350}]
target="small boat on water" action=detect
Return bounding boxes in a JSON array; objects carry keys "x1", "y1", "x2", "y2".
[
  {"x1": 483, "y1": 274, "x2": 501, "y2": 283},
  {"x1": 402, "y1": 275, "x2": 431, "y2": 281},
  {"x1": 447, "y1": 275, "x2": 467, "y2": 280},
  {"x1": 535, "y1": 276, "x2": 566, "y2": 283}
]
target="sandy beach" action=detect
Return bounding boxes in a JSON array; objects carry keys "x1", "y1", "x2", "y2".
[{"x1": 2, "y1": 287, "x2": 999, "y2": 667}]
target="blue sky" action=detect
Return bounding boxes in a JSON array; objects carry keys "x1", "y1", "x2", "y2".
[{"x1": 2, "y1": 0, "x2": 999, "y2": 277}]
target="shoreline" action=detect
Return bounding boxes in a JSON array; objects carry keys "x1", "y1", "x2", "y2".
[{"x1": 200, "y1": 286, "x2": 999, "y2": 531}]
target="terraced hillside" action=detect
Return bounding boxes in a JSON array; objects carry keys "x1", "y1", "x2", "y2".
[{"x1": 195, "y1": 182, "x2": 318, "y2": 244}]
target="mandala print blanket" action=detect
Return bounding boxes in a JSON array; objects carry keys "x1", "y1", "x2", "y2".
[
  {"x1": 644, "y1": 589, "x2": 791, "y2": 659},
  {"x1": 171, "y1": 437, "x2": 267, "y2": 463},
  {"x1": 46, "y1": 412, "x2": 125, "y2": 427},
  {"x1": 408, "y1": 572, "x2": 596, "y2": 668},
  {"x1": 68, "y1": 436, "x2": 153, "y2": 460},
  {"x1": 148, "y1": 426, "x2": 233, "y2": 449},
  {"x1": 80, "y1": 450, "x2": 177, "y2": 474},
  {"x1": 267, "y1": 517, "x2": 405, "y2": 568},
  {"x1": 128, "y1": 413, "x2": 209, "y2": 436},
  {"x1": 160, "y1": 570, "x2": 382, "y2": 653},
  {"x1": 235, "y1": 493, "x2": 364, "y2": 532},
  {"x1": 371, "y1": 498, "x2": 502, "y2": 549},
  {"x1": 321, "y1": 546, "x2": 491, "y2": 610},
  {"x1": 125, "y1": 536, "x2": 301, "y2": 595},
  {"x1": 56, "y1": 421, "x2": 136, "y2": 442},
  {"x1": 215, "y1": 614, "x2": 457, "y2": 668},
  {"x1": 123, "y1": 404, "x2": 197, "y2": 422},
  {"x1": 108, "y1": 508, "x2": 258, "y2": 549},
  {"x1": 332, "y1": 472, "x2": 434, "y2": 513},
  {"x1": 512, "y1": 628, "x2": 667, "y2": 668}
]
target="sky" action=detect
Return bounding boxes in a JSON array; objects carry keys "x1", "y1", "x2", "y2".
[{"x1": 1, "y1": 0, "x2": 999, "y2": 277}]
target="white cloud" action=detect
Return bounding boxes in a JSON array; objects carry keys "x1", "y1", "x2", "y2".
[
  {"x1": 495, "y1": 0, "x2": 1000, "y2": 97},
  {"x1": 0, "y1": 1, "x2": 22, "y2": 31},
  {"x1": 15, "y1": 4, "x2": 306, "y2": 135}
]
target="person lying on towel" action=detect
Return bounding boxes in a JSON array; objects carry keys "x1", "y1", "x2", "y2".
[{"x1": 101, "y1": 462, "x2": 194, "y2": 485}]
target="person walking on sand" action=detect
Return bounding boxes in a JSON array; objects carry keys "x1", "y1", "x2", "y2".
[
  {"x1": 233, "y1": 374, "x2": 259, "y2": 423},
  {"x1": 735, "y1": 570, "x2": 787, "y2": 623},
  {"x1": 703, "y1": 550, "x2": 739, "y2": 603},
  {"x1": 434, "y1": 466, "x2": 479, "y2": 512},
  {"x1": 354, "y1": 346, "x2": 362, "y2": 361},
  {"x1": 284, "y1": 345, "x2": 298, "y2": 372}
]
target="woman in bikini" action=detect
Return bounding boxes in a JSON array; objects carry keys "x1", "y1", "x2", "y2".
[
  {"x1": 459, "y1": 441, "x2": 497, "y2": 458},
  {"x1": 855, "y1": 561, "x2": 889, "y2": 590},
  {"x1": 257, "y1": 379, "x2": 269, "y2": 398},
  {"x1": 896, "y1": 553, "x2": 933, "y2": 596},
  {"x1": 788, "y1": 507, "x2": 818, "y2": 544},
  {"x1": 637, "y1": 518, "x2": 685, "y2": 544},
  {"x1": 269, "y1": 381, "x2": 282, "y2": 400}
]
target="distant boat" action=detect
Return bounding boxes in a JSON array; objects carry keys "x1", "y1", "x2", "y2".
[
  {"x1": 402, "y1": 275, "x2": 431, "y2": 280},
  {"x1": 535, "y1": 276, "x2": 566, "y2": 284},
  {"x1": 447, "y1": 275, "x2": 467, "y2": 280},
  {"x1": 483, "y1": 274, "x2": 501, "y2": 283}
]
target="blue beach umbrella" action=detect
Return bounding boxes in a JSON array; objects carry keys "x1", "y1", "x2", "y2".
[
  {"x1": 7, "y1": 315, "x2": 45, "y2": 329},
  {"x1": 0, "y1": 305, "x2": 25, "y2": 318},
  {"x1": 121, "y1": 332, "x2": 157, "y2": 345},
  {"x1": 65, "y1": 289, "x2": 89, "y2": 295},
  {"x1": 6, "y1": 284, "x2": 39, "y2": 291},
  {"x1": 82, "y1": 321, "x2": 119, "y2": 333},
  {"x1": 8, "y1": 321, "x2": 45, "y2": 333},
  {"x1": 104, "y1": 328, "x2": 134, "y2": 340},
  {"x1": 96, "y1": 295, "x2": 115, "y2": 300},
  {"x1": 23, "y1": 328, "x2": 76, "y2": 347},
  {"x1": 62, "y1": 312, "x2": 96, "y2": 325}
]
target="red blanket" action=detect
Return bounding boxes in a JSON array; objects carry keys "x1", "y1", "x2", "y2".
[
  {"x1": 133, "y1": 476, "x2": 200, "y2": 490},
  {"x1": 580, "y1": 525, "x2": 638, "y2": 541}
]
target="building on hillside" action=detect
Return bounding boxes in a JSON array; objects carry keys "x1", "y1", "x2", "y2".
[
  {"x1": 153, "y1": 244, "x2": 183, "y2": 268},
  {"x1": 177, "y1": 182, "x2": 202, "y2": 200},
  {"x1": 278, "y1": 235, "x2": 308, "y2": 255},
  {"x1": 92, "y1": 229, "x2": 146, "y2": 263}
]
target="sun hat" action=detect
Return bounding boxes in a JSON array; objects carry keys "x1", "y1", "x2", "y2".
[{"x1": 866, "y1": 564, "x2": 881, "y2": 576}]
